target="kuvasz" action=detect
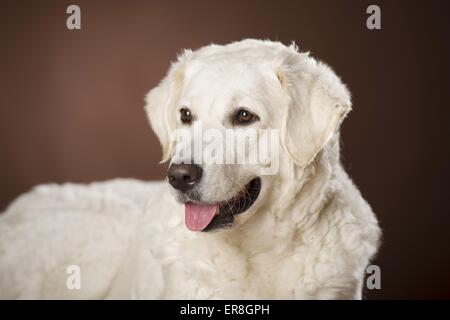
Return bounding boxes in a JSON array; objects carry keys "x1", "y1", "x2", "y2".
[{"x1": 0, "y1": 39, "x2": 380, "y2": 299}]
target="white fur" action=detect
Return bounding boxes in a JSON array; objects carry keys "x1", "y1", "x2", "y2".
[{"x1": 0, "y1": 40, "x2": 380, "y2": 299}]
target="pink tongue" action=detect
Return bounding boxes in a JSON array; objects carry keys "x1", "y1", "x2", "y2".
[{"x1": 185, "y1": 203, "x2": 218, "y2": 231}]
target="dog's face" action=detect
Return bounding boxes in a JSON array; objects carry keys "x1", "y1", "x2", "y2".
[{"x1": 145, "y1": 40, "x2": 351, "y2": 232}]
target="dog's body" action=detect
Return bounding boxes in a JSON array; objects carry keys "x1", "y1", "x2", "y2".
[{"x1": 0, "y1": 40, "x2": 380, "y2": 299}]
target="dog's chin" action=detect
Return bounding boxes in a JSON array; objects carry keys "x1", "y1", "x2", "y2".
[{"x1": 175, "y1": 177, "x2": 262, "y2": 232}]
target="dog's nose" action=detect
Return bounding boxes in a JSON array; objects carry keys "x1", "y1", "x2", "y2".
[{"x1": 167, "y1": 163, "x2": 202, "y2": 192}]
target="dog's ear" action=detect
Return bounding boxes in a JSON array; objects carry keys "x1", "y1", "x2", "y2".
[
  {"x1": 145, "y1": 50, "x2": 192, "y2": 162},
  {"x1": 278, "y1": 48, "x2": 351, "y2": 167}
]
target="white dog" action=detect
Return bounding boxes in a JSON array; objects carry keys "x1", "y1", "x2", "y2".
[{"x1": 0, "y1": 39, "x2": 380, "y2": 299}]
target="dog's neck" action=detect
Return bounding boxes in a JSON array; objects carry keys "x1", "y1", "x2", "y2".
[{"x1": 225, "y1": 134, "x2": 342, "y2": 254}]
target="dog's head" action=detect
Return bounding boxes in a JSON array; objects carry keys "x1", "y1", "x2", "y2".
[{"x1": 145, "y1": 39, "x2": 351, "y2": 232}]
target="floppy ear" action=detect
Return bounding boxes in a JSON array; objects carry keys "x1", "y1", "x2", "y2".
[
  {"x1": 144, "y1": 50, "x2": 192, "y2": 162},
  {"x1": 279, "y1": 52, "x2": 352, "y2": 167}
]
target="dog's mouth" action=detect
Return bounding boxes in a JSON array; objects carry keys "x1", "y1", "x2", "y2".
[{"x1": 184, "y1": 177, "x2": 261, "y2": 232}]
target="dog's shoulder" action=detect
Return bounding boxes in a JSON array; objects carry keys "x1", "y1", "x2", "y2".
[{"x1": 324, "y1": 165, "x2": 381, "y2": 269}]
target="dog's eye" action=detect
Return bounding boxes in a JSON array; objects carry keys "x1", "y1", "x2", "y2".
[
  {"x1": 180, "y1": 107, "x2": 192, "y2": 124},
  {"x1": 234, "y1": 108, "x2": 259, "y2": 125}
]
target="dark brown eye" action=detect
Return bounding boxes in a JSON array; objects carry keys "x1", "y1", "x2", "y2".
[
  {"x1": 234, "y1": 108, "x2": 258, "y2": 125},
  {"x1": 180, "y1": 107, "x2": 192, "y2": 124}
]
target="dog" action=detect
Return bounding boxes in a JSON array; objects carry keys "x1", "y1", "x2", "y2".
[{"x1": 0, "y1": 39, "x2": 380, "y2": 299}]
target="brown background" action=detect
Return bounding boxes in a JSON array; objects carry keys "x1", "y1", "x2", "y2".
[{"x1": 0, "y1": 0, "x2": 449, "y2": 299}]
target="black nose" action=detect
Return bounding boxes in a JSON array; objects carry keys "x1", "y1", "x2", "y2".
[{"x1": 167, "y1": 163, "x2": 202, "y2": 192}]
